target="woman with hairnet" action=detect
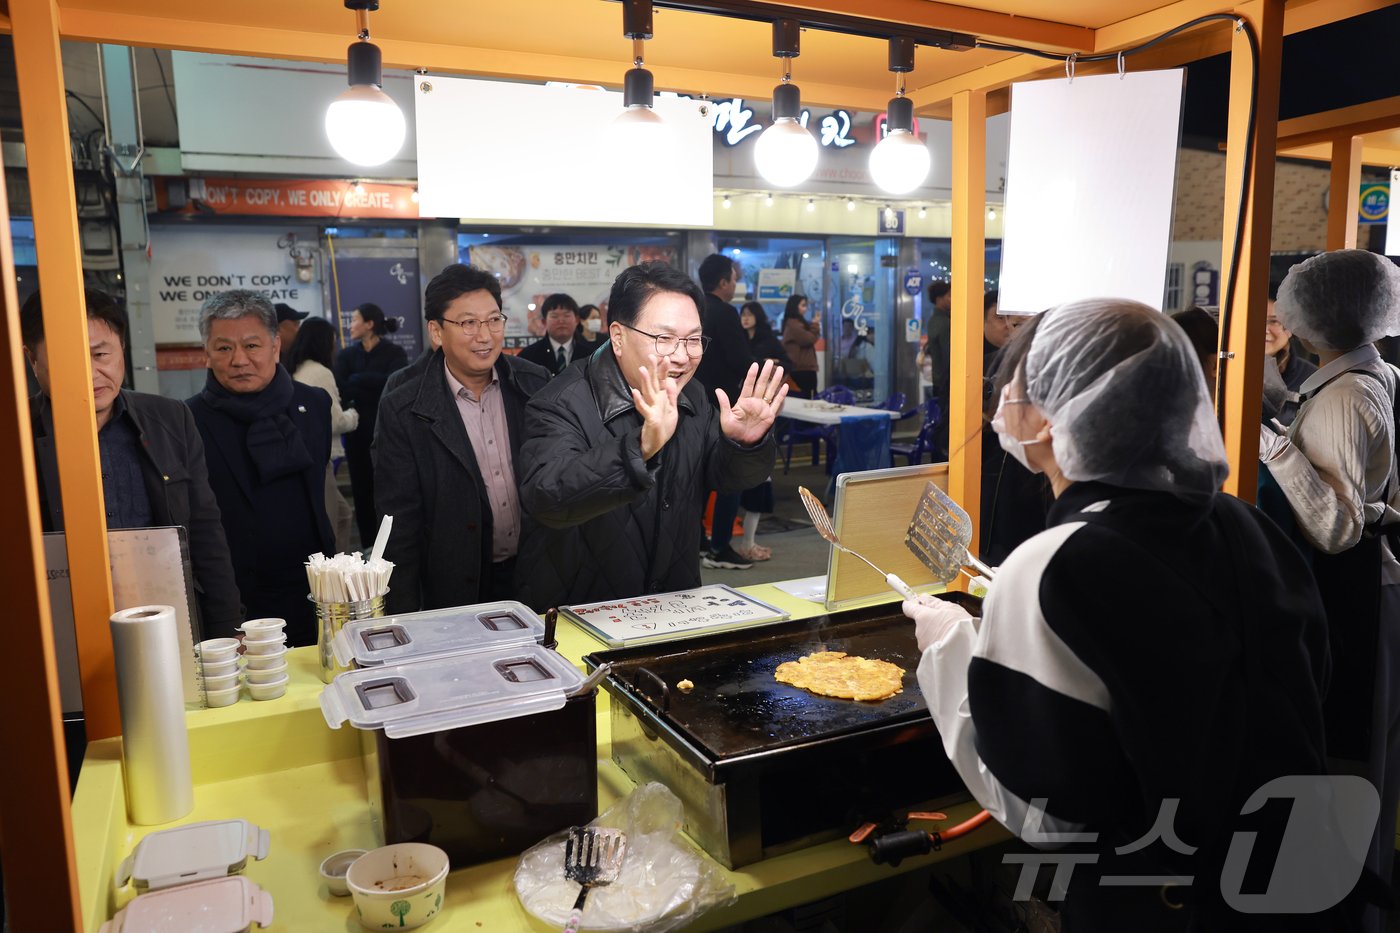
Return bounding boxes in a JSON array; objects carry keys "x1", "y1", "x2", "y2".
[
  {"x1": 904, "y1": 299, "x2": 1332, "y2": 930},
  {"x1": 1259, "y1": 249, "x2": 1400, "y2": 932}
]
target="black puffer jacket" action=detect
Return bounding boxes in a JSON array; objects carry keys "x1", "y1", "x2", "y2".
[{"x1": 516, "y1": 347, "x2": 776, "y2": 611}]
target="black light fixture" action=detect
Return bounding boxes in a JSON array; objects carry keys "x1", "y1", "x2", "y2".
[
  {"x1": 613, "y1": 0, "x2": 664, "y2": 133},
  {"x1": 869, "y1": 37, "x2": 931, "y2": 194},
  {"x1": 753, "y1": 18, "x2": 818, "y2": 187},
  {"x1": 324, "y1": 0, "x2": 406, "y2": 166}
]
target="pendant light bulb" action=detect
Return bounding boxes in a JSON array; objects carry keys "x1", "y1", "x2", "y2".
[
  {"x1": 806, "y1": 199, "x2": 816, "y2": 213},
  {"x1": 325, "y1": 39, "x2": 406, "y2": 167},
  {"x1": 870, "y1": 97, "x2": 930, "y2": 195},
  {"x1": 753, "y1": 23, "x2": 817, "y2": 188}
]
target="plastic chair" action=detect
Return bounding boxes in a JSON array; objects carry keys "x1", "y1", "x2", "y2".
[
  {"x1": 877, "y1": 391, "x2": 919, "y2": 421},
  {"x1": 890, "y1": 397, "x2": 943, "y2": 465},
  {"x1": 780, "y1": 385, "x2": 853, "y2": 473}
]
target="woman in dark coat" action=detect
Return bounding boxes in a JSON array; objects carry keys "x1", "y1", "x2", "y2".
[{"x1": 334, "y1": 302, "x2": 408, "y2": 547}]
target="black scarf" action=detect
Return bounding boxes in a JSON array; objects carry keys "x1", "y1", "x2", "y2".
[{"x1": 200, "y1": 365, "x2": 314, "y2": 483}]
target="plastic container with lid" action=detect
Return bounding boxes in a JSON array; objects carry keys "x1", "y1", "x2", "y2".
[
  {"x1": 331, "y1": 601, "x2": 544, "y2": 670},
  {"x1": 101, "y1": 875, "x2": 273, "y2": 932},
  {"x1": 320, "y1": 644, "x2": 597, "y2": 868},
  {"x1": 115, "y1": 819, "x2": 270, "y2": 891},
  {"x1": 321, "y1": 644, "x2": 582, "y2": 738}
]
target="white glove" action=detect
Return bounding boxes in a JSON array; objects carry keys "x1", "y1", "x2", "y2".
[
  {"x1": 903, "y1": 596, "x2": 974, "y2": 654},
  {"x1": 1259, "y1": 421, "x2": 1290, "y2": 463}
]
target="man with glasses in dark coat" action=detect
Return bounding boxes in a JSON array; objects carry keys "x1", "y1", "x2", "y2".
[
  {"x1": 375, "y1": 264, "x2": 550, "y2": 614},
  {"x1": 515, "y1": 261, "x2": 784, "y2": 612}
]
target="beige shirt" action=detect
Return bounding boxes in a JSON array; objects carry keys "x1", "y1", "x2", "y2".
[
  {"x1": 444, "y1": 360, "x2": 520, "y2": 562},
  {"x1": 1267, "y1": 344, "x2": 1400, "y2": 583}
]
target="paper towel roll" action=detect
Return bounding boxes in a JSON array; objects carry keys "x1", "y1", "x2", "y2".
[{"x1": 111, "y1": 605, "x2": 194, "y2": 825}]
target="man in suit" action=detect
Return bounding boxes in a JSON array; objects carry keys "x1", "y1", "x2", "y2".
[
  {"x1": 21, "y1": 288, "x2": 243, "y2": 637},
  {"x1": 186, "y1": 290, "x2": 334, "y2": 647},
  {"x1": 375, "y1": 264, "x2": 550, "y2": 614},
  {"x1": 517, "y1": 293, "x2": 596, "y2": 375},
  {"x1": 693, "y1": 253, "x2": 757, "y2": 570}
]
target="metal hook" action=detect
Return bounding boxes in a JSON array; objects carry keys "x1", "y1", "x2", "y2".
[
  {"x1": 1065, "y1": 52, "x2": 1077, "y2": 84},
  {"x1": 1117, "y1": 51, "x2": 1126, "y2": 79}
]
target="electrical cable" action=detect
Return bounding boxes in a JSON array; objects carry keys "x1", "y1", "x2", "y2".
[
  {"x1": 150, "y1": 49, "x2": 179, "y2": 134},
  {"x1": 973, "y1": 14, "x2": 1258, "y2": 429}
]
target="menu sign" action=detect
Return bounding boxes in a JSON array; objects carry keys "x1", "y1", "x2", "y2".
[{"x1": 561, "y1": 584, "x2": 789, "y2": 647}]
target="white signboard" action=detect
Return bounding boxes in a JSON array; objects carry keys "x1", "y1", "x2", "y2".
[
  {"x1": 150, "y1": 226, "x2": 323, "y2": 345},
  {"x1": 998, "y1": 70, "x2": 1185, "y2": 314},
  {"x1": 468, "y1": 243, "x2": 677, "y2": 348},
  {"x1": 416, "y1": 77, "x2": 713, "y2": 226},
  {"x1": 561, "y1": 584, "x2": 789, "y2": 647}
]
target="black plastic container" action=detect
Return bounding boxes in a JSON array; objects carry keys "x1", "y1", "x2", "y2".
[{"x1": 365, "y1": 690, "x2": 598, "y2": 867}]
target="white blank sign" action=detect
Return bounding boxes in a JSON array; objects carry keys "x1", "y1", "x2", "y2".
[
  {"x1": 1387, "y1": 169, "x2": 1400, "y2": 257},
  {"x1": 415, "y1": 77, "x2": 713, "y2": 226},
  {"x1": 998, "y1": 69, "x2": 1185, "y2": 315}
]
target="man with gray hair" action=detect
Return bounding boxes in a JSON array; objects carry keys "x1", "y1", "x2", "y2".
[{"x1": 186, "y1": 289, "x2": 334, "y2": 645}]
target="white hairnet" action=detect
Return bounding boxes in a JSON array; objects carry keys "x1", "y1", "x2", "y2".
[
  {"x1": 1274, "y1": 249, "x2": 1400, "y2": 351},
  {"x1": 1021, "y1": 298, "x2": 1229, "y2": 496}
]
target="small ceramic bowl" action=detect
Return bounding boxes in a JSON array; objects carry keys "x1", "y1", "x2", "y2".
[
  {"x1": 239, "y1": 618, "x2": 287, "y2": 638},
  {"x1": 346, "y1": 843, "x2": 449, "y2": 930},
  {"x1": 243, "y1": 649, "x2": 288, "y2": 670},
  {"x1": 200, "y1": 657, "x2": 240, "y2": 678},
  {"x1": 202, "y1": 672, "x2": 240, "y2": 692},
  {"x1": 244, "y1": 663, "x2": 288, "y2": 685},
  {"x1": 196, "y1": 637, "x2": 241, "y2": 664},
  {"x1": 241, "y1": 635, "x2": 288, "y2": 656},
  {"x1": 319, "y1": 848, "x2": 367, "y2": 897},
  {"x1": 205, "y1": 684, "x2": 241, "y2": 708},
  {"x1": 247, "y1": 675, "x2": 289, "y2": 700}
]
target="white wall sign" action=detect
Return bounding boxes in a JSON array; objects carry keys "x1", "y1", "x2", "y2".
[
  {"x1": 998, "y1": 70, "x2": 1185, "y2": 314},
  {"x1": 416, "y1": 77, "x2": 713, "y2": 226},
  {"x1": 150, "y1": 226, "x2": 323, "y2": 345}
]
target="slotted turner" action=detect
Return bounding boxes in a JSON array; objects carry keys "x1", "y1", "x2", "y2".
[
  {"x1": 798, "y1": 486, "x2": 917, "y2": 599},
  {"x1": 906, "y1": 481, "x2": 997, "y2": 585},
  {"x1": 561, "y1": 826, "x2": 627, "y2": 933}
]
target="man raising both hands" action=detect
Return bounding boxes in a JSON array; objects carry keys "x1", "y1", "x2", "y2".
[{"x1": 516, "y1": 261, "x2": 784, "y2": 611}]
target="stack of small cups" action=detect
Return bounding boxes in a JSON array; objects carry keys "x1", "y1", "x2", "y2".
[
  {"x1": 196, "y1": 637, "x2": 243, "y2": 707},
  {"x1": 239, "y1": 618, "x2": 289, "y2": 700}
]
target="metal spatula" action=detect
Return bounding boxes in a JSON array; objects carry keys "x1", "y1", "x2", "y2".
[
  {"x1": 561, "y1": 826, "x2": 627, "y2": 933},
  {"x1": 798, "y1": 486, "x2": 917, "y2": 600},
  {"x1": 906, "y1": 481, "x2": 997, "y2": 585}
]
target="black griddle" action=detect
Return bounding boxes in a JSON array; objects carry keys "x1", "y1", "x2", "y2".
[
  {"x1": 593, "y1": 609, "x2": 931, "y2": 758},
  {"x1": 582, "y1": 597, "x2": 978, "y2": 867}
]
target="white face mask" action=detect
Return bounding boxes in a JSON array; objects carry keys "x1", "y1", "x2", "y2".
[
  {"x1": 585, "y1": 318, "x2": 603, "y2": 334},
  {"x1": 990, "y1": 384, "x2": 1042, "y2": 474}
]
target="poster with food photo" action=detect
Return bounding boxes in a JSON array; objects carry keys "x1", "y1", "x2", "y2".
[{"x1": 468, "y1": 244, "x2": 678, "y2": 349}]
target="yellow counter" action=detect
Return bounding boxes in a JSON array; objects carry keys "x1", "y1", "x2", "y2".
[{"x1": 74, "y1": 583, "x2": 999, "y2": 931}]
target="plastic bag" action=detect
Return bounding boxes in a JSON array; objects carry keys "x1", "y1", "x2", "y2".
[{"x1": 513, "y1": 782, "x2": 736, "y2": 932}]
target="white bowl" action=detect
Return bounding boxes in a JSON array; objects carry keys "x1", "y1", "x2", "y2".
[
  {"x1": 244, "y1": 663, "x2": 288, "y2": 685},
  {"x1": 247, "y1": 676, "x2": 289, "y2": 700},
  {"x1": 196, "y1": 637, "x2": 240, "y2": 664},
  {"x1": 242, "y1": 635, "x2": 288, "y2": 656},
  {"x1": 319, "y1": 848, "x2": 367, "y2": 897},
  {"x1": 206, "y1": 684, "x2": 241, "y2": 708},
  {"x1": 202, "y1": 672, "x2": 240, "y2": 692},
  {"x1": 243, "y1": 648, "x2": 288, "y2": 670},
  {"x1": 346, "y1": 843, "x2": 449, "y2": 929},
  {"x1": 239, "y1": 618, "x2": 287, "y2": 637},
  {"x1": 200, "y1": 657, "x2": 240, "y2": 678}
]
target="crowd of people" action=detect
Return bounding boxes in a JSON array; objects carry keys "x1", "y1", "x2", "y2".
[
  {"x1": 26, "y1": 246, "x2": 1400, "y2": 927},
  {"x1": 21, "y1": 253, "x2": 790, "y2": 643}
]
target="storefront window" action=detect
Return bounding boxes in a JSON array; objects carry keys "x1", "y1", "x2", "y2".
[{"x1": 715, "y1": 237, "x2": 826, "y2": 334}]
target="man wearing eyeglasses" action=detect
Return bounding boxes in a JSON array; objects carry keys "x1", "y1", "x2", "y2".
[
  {"x1": 374, "y1": 263, "x2": 551, "y2": 614},
  {"x1": 515, "y1": 261, "x2": 785, "y2": 612},
  {"x1": 518, "y1": 293, "x2": 596, "y2": 376}
]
